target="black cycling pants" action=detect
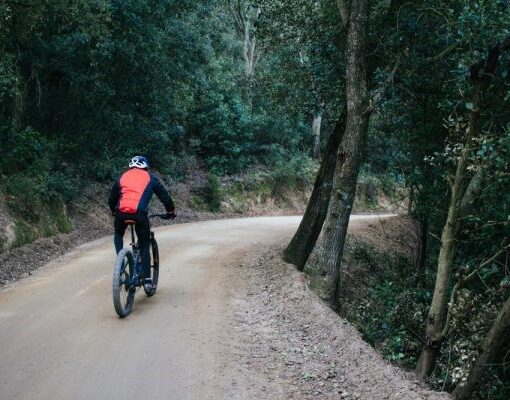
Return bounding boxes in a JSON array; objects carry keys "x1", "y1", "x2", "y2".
[{"x1": 114, "y1": 213, "x2": 151, "y2": 278}]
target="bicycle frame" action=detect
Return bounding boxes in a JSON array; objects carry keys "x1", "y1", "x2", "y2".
[
  {"x1": 127, "y1": 225, "x2": 142, "y2": 276},
  {"x1": 126, "y1": 213, "x2": 170, "y2": 278},
  {"x1": 127, "y1": 215, "x2": 166, "y2": 278},
  {"x1": 129, "y1": 224, "x2": 137, "y2": 247}
]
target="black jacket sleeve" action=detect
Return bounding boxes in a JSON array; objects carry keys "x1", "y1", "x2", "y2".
[
  {"x1": 151, "y1": 175, "x2": 175, "y2": 212},
  {"x1": 108, "y1": 180, "x2": 120, "y2": 214}
]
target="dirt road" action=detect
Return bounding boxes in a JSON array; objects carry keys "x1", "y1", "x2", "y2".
[{"x1": 0, "y1": 216, "x2": 445, "y2": 400}]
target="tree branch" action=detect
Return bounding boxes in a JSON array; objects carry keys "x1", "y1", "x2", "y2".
[
  {"x1": 368, "y1": 55, "x2": 401, "y2": 112},
  {"x1": 226, "y1": 0, "x2": 245, "y2": 37},
  {"x1": 459, "y1": 165, "x2": 484, "y2": 217},
  {"x1": 236, "y1": 0, "x2": 246, "y2": 30},
  {"x1": 440, "y1": 243, "x2": 510, "y2": 340},
  {"x1": 425, "y1": 43, "x2": 459, "y2": 63},
  {"x1": 471, "y1": 35, "x2": 510, "y2": 82}
]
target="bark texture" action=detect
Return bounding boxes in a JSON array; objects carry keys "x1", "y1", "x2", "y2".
[
  {"x1": 452, "y1": 295, "x2": 510, "y2": 400},
  {"x1": 415, "y1": 36, "x2": 510, "y2": 379},
  {"x1": 284, "y1": 117, "x2": 345, "y2": 270},
  {"x1": 312, "y1": 113, "x2": 323, "y2": 160},
  {"x1": 303, "y1": 0, "x2": 370, "y2": 304}
]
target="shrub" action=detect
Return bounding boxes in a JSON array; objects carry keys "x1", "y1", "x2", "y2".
[
  {"x1": 39, "y1": 171, "x2": 79, "y2": 203},
  {"x1": 268, "y1": 153, "x2": 317, "y2": 198},
  {"x1": 4, "y1": 174, "x2": 42, "y2": 221},
  {"x1": 191, "y1": 173, "x2": 224, "y2": 212},
  {"x1": 1, "y1": 127, "x2": 52, "y2": 174},
  {"x1": 13, "y1": 220, "x2": 37, "y2": 248}
]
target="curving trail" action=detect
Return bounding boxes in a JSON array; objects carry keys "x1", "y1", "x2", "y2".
[{"x1": 0, "y1": 215, "x2": 440, "y2": 400}]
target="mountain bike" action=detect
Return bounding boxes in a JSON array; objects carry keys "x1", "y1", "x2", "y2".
[{"x1": 112, "y1": 214, "x2": 169, "y2": 318}]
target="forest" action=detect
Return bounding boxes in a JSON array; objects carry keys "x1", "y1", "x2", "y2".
[{"x1": 1, "y1": 0, "x2": 509, "y2": 399}]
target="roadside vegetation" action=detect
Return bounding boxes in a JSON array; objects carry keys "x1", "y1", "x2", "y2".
[{"x1": 0, "y1": 1, "x2": 509, "y2": 399}]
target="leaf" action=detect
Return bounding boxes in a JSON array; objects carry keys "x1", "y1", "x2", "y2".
[{"x1": 465, "y1": 102, "x2": 474, "y2": 110}]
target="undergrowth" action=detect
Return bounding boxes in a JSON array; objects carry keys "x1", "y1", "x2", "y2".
[
  {"x1": 353, "y1": 170, "x2": 402, "y2": 211},
  {"x1": 339, "y1": 237, "x2": 510, "y2": 399},
  {"x1": 339, "y1": 238, "x2": 428, "y2": 369},
  {"x1": 190, "y1": 155, "x2": 318, "y2": 214}
]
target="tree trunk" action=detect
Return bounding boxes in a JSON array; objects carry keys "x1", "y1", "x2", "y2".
[
  {"x1": 312, "y1": 113, "x2": 323, "y2": 160},
  {"x1": 284, "y1": 117, "x2": 345, "y2": 270},
  {"x1": 452, "y1": 295, "x2": 510, "y2": 400},
  {"x1": 415, "y1": 36, "x2": 510, "y2": 379},
  {"x1": 303, "y1": 0, "x2": 370, "y2": 304},
  {"x1": 243, "y1": 24, "x2": 257, "y2": 76}
]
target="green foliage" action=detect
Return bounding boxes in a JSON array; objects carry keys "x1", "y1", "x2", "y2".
[
  {"x1": 3, "y1": 169, "x2": 78, "y2": 222},
  {"x1": 39, "y1": 172, "x2": 79, "y2": 204},
  {"x1": 267, "y1": 154, "x2": 317, "y2": 198},
  {"x1": 203, "y1": 174, "x2": 224, "y2": 213},
  {"x1": 0, "y1": 0, "x2": 315, "y2": 197},
  {"x1": 364, "y1": 2, "x2": 510, "y2": 395},
  {"x1": 4, "y1": 175, "x2": 42, "y2": 221}
]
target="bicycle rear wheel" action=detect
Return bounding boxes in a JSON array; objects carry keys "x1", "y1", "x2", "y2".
[
  {"x1": 113, "y1": 248, "x2": 135, "y2": 318},
  {"x1": 144, "y1": 233, "x2": 159, "y2": 297}
]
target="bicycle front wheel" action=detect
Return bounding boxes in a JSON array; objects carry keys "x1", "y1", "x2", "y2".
[{"x1": 113, "y1": 248, "x2": 135, "y2": 318}]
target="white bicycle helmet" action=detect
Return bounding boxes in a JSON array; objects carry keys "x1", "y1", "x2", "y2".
[{"x1": 129, "y1": 155, "x2": 149, "y2": 169}]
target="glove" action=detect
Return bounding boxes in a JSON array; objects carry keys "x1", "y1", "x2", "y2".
[{"x1": 166, "y1": 211, "x2": 176, "y2": 220}]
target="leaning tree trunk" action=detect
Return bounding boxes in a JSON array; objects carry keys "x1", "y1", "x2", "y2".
[
  {"x1": 303, "y1": 0, "x2": 370, "y2": 304},
  {"x1": 452, "y1": 295, "x2": 510, "y2": 400},
  {"x1": 284, "y1": 116, "x2": 345, "y2": 270},
  {"x1": 415, "y1": 36, "x2": 510, "y2": 379}
]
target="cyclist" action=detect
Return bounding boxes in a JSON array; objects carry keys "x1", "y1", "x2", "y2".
[{"x1": 108, "y1": 156, "x2": 176, "y2": 288}]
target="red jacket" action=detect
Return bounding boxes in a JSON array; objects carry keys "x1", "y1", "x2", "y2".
[{"x1": 108, "y1": 169, "x2": 174, "y2": 215}]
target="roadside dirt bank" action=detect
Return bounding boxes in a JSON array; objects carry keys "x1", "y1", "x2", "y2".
[{"x1": 225, "y1": 223, "x2": 451, "y2": 399}]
